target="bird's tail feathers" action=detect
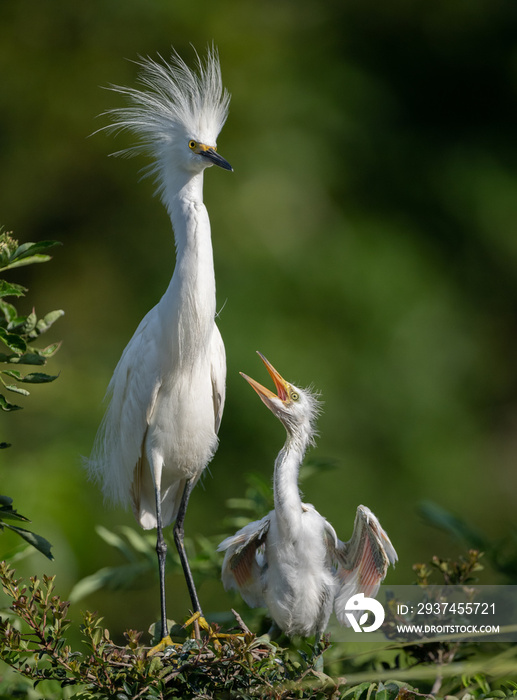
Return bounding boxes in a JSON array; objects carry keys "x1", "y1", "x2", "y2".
[{"x1": 85, "y1": 384, "x2": 144, "y2": 508}]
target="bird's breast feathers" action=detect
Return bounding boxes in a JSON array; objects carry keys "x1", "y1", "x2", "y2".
[{"x1": 145, "y1": 368, "x2": 219, "y2": 473}]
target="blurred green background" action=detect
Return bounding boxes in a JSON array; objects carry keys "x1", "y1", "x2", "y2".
[{"x1": 1, "y1": 0, "x2": 517, "y2": 641}]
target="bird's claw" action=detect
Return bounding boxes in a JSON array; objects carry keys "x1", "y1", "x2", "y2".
[
  {"x1": 147, "y1": 634, "x2": 178, "y2": 657},
  {"x1": 184, "y1": 611, "x2": 244, "y2": 649},
  {"x1": 183, "y1": 610, "x2": 204, "y2": 635},
  {"x1": 147, "y1": 613, "x2": 245, "y2": 655}
]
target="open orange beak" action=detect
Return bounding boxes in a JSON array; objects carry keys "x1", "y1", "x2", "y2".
[{"x1": 240, "y1": 352, "x2": 290, "y2": 407}]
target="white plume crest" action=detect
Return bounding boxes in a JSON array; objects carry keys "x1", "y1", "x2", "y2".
[{"x1": 102, "y1": 46, "x2": 231, "y2": 159}]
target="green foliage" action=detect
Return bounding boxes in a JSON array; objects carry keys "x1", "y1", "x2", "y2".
[
  {"x1": 0, "y1": 561, "x2": 346, "y2": 699},
  {"x1": 384, "y1": 550, "x2": 483, "y2": 672},
  {"x1": 63, "y1": 480, "x2": 517, "y2": 696},
  {"x1": 340, "y1": 681, "x2": 420, "y2": 700},
  {"x1": 0, "y1": 496, "x2": 53, "y2": 561},
  {"x1": 0, "y1": 231, "x2": 63, "y2": 419},
  {"x1": 411, "y1": 548, "x2": 485, "y2": 587},
  {"x1": 0, "y1": 229, "x2": 61, "y2": 558},
  {"x1": 3, "y1": 550, "x2": 517, "y2": 699},
  {"x1": 420, "y1": 502, "x2": 517, "y2": 583},
  {"x1": 378, "y1": 550, "x2": 517, "y2": 698}
]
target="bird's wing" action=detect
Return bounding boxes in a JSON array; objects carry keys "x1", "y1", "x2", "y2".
[
  {"x1": 210, "y1": 325, "x2": 226, "y2": 434},
  {"x1": 333, "y1": 505, "x2": 398, "y2": 626},
  {"x1": 217, "y1": 514, "x2": 271, "y2": 608},
  {"x1": 87, "y1": 310, "x2": 162, "y2": 508},
  {"x1": 322, "y1": 516, "x2": 340, "y2": 554}
]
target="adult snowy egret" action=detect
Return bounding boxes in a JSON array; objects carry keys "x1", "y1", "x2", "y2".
[
  {"x1": 87, "y1": 47, "x2": 232, "y2": 644},
  {"x1": 218, "y1": 353, "x2": 397, "y2": 637}
]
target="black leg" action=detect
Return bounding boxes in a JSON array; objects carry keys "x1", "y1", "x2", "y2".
[
  {"x1": 173, "y1": 478, "x2": 202, "y2": 614},
  {"x1": 155, "y1": 486, "x2": 169, "y2": 640}
]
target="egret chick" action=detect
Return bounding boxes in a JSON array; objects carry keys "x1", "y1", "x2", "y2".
[
  {"x1": 218, "y1": 353, "x2": 397, "y2": 638},
  {"x1": 87, "y1": 47, "x2": 231, "y2": 645}
]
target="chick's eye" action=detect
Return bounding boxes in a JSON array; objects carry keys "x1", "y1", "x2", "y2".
[
  {"x1": 290, "y1": 392, "x2": 299, "y2": 402},
  {"x1": 188, "y1": 140, "x2": 197, "y2": 150}
]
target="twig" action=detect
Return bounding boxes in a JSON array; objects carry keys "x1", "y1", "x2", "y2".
[{"x1": 232, "y1": 608, "x2": 252, "y2": 635}]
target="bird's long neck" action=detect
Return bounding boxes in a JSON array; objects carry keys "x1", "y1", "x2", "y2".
[
  {"x1": 273, "y1": 430, "x2": 309, "y2": 536},
  {"x1": 160, "y1": 171, "x2": 217, "y2": 361}
]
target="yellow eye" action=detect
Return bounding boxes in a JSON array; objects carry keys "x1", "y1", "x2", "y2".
[
  {"x1": 290, "y1": 391, "x2": 299, "y2": 402},
  {"x1": 188, "y1": 140, "x2": 197, "y2": 150}
]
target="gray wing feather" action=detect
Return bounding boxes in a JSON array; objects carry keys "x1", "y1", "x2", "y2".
[
  {"x1": 87, "y1": 310, "x2": 161, "y2": 508},
  {"x1": 218, "y1": 514, "x2": 271, "y2": 608},
  {"x1": 334, "y1": 505, "x2": 397, "y2": 626}
]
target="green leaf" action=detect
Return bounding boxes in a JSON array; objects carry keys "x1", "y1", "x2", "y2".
[
  {"x1": 0, "y1": 281, "x2": 26, "y2": 299},
  {"x1": 12, "y1": 240, "x2": 62, "y2": 259},
  {"x1": 23, "y1": 372, "x2": 59, "y2": 384},
  {"x1": 118, "y1": 525, "x2": 155, "y2": 558},
  {"x1": 0, "y1": 506, "x2": 30, "y2": 523},
  {"x1": 2, "y1": 523, "x2": 54, "y2": 560},
  {"x1": 96, "y1": 525, "x2": 137, "y2": 560},
  {"x1": 69, "y1": 562, "x2": 150, "y2": 602},
  {"x1": 419, "y1": 501, "x2": 487, "y2": 550},
  {"x1": 0, "y1": 394, "x2": 22, "y2": 411},
  {"x1": 375, "y1": 685, "x2": 388, "y2": 700},
  {"x1": 1, "y1": 255, "x2": 53, "y2": 271},
  {"x1": 341, "y1": 682, "x2": 372, "y2": 699},
  {"x1": 1, "y1": 380, "x2": 30, "y2": 396},
  {"x1": 6, "y1": 314, "x2": 28, "y2": 332},
  {"x1": 35, "y1": 309, "x2": 65, "y2": 335},
  {"x1": 0, "y1": 240, "x2": 62, "y2": 272},
  {"x1": 6, "y1": 352, "x2": 46, "y2": 365},
  {"x1": 0, "y1": 300, "x2": 18, "y2": 323},
  {"x1": 3, "y1": 370, "x2": 58, "y2": 384},
  {"x1": 38, "y1": 342, "x2": 61, "y2": 358},
  {"x1": 20, "y1": 311, "x2": 37, "y2": 334},
  {"x1": 1, "y1": 369, "x2": 22, "y2": 379},
  {"x1": 0, "y1": 327, "x2": 27, "y2": 354}
]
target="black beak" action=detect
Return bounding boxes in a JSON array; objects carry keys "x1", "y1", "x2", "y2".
[{"x1": 201, "y1": 148, "x2": 233, "y2": 172}]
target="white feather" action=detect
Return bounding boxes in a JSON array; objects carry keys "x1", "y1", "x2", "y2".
[
  {"x1": 86, "y1": 48, "x2": 231, "y2": 537},
  {"x1": 219, "y1": 356, "x2": 397, "y2": 637}
]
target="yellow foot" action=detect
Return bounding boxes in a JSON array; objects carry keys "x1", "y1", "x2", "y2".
[
  {"x1": 184, "y1": 611, "x2": 245, "y2": 649},
  {"x1": 147, "y1": 634, "x2": 179, "y2": 657},
  {"x1": 147, "y1": 613, "x2": 245, "y2": 655}
]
